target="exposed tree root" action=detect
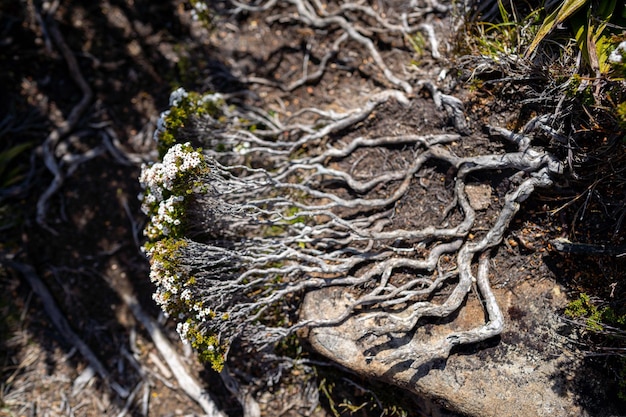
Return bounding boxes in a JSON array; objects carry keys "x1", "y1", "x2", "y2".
[
  {"x1": 35, "y1": 9, "x2": 94, "y2": 234},
  {"x1": 143, "y1": 0, "x2": 566, "y2": 401},
  {"x1": 150, "y1": 93, "x2": 562, "y2": 373}
]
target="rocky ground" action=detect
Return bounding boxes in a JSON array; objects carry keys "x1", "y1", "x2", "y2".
[{"x1": 1, "y1": 1, "x2": 625, "y2": 416}]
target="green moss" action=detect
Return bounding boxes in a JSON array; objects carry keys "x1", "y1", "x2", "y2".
[
  {"x1": 187, "y1": 323, "x2": 225, "y2": 372},
  {"x1": 565, "y1": 293, "x2": 605, "y2": 331},
  {"x1": 565, "y1": 292, "x2": 626, "y2": 333}
]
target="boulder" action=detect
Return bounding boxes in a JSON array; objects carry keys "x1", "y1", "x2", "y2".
[{"x1": 301, "y1": 277, "x2": 613, "y2": 417}]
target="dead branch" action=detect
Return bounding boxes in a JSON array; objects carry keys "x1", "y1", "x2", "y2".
[
  {"x1": 6, "y1": 261, "x2": 129, "y2": 399},
  {"x1": 103, "y1": 271, "x2": 227, "y2": 417},
  {"x1": 35, "y1": 11, "x2": 93, "y2": 233}
]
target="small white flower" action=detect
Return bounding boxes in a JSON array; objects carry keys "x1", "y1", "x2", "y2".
[
  {"x1": 194, "y1": 2, "x2": 208, "y2": 12},
  {"x1": 153, "y1": 110, "x2": 170, "y2": 142},
  {"x1": 234, "y1": 142, "x2": 250, "y2": 155},
  {"x1": 176, "y1": 322, "x2": 191, "y2": 344},
  {"x1": 609, "y1": 41, "x2": 626, "y2": 64},
  {"x1": 199, "y1": 93, "x2": 223, "y2": 105},
  {"x1": 169, "y1": 87, "x2": 189, "y2": 107}
]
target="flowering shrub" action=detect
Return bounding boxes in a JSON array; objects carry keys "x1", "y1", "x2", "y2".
[
  {"x1": 148, "y1": 237, "x2": 225, "y2": 371},
  {"x1": 153, "y1": 87, "x2": 224, "y2": 157},
  {"x1": 140, "y1": 87, "x2": 230, "y2": 371},
  {"x1": 139, "y1": 142, "x2": 204, "y2": 240}
]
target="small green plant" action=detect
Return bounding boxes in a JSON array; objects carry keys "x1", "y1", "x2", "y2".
[
  {"x1": 189, "y1": 0, "x2": 212, "y2": 28},
  {"x1": 565, "y1": 293, "x2": 626, "y2": 401},
  {"x1": 461, "y1": 0, "x2": 542, "y2": 57},
  {"x1": 318, "y1": 376, "x2": 409, "y2": 417},
  {"x1": 526, "y1": 0, "x2": 626, "y2": 75},
  {"x1": 565, "y1": 292, "x2": 605, "y2": 331},
  {"x1": 0, "y1": 141, "x2": 32, "y2": 188},
  {"x1": 154, "y1": 88, "x2": 225, "y2": 157},
  {"x1": 565, "y1": 293, "x2": 626, "y2": 331}
]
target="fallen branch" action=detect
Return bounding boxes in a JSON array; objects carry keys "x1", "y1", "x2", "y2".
[
  {"x1": 102, "y1": 271, "x2": 227, "y2": 417},
  {"x1": 35, "y1": 10, "x2": 94, "y2": 233},
  {"x1": 5, "y1": 261, "x2": 129, "y2": 399}
]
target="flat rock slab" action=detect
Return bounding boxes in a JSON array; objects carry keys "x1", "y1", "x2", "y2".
[
  {"x1": 465, "y1": 184, "x2": 492, "y2": 211},
  {"x1": 300, "y1": 279, "x2": 612, "y2": 417}
]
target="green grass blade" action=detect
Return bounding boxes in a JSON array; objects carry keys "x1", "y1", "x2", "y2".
[{"x1": 525, "y1": 0, "x2": 589, "y2": 57}]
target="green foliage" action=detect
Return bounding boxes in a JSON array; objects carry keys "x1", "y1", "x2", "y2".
[
  {"x1": 0, "y1": 141, "x2": 32, "y2": 188},
  {"x1": 565, "y1": 292, "x2": 626, "y2": 332},
  {"x1": 565, "y1": 293, "x2": 605, "y2": 331},
  {"x1": 156, "y1": 91, "x2": 225, "y2": 157},
  {"x1": 318, "y1": 376, "x2": 409, "y2": 417},
  {"x1": 564, "y1": 293, "x2": 626, "y2": 400},
  {"x1": 526, "y1": 0, "x2": 626, "y2": 75},
  {"x1": 147, "y1": 238, "x2": 227, "y2": 372},
  {"x1": 406, "y1": 32, "x2": 426, "y2": 60},
  {"x1": 187, "y1": 322, "x2": 225, "y2": 371},
  {"x1": 461, "y1": 0, "x2": 542, "y2": 57},
  {"x1": 140, "y1": 142, "x2": 207, "y2": 241}
]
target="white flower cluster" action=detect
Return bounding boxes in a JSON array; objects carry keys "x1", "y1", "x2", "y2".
[
  {"x1": 191, "y1": 1, "x2": 209, "y2": 21},
  {"x1": 169, "y1": 87, "x2": 189, "y2": 107},
  {"x1": 153, "y1": 90, "x2": 225, "y2": 143},
  {"x1": 198, "y1": 92, "x2": 223, "y2": 105},
  {"x1": 153, "y1": 110, "x2": 170, "y2": 142},
  {"x1": 610, "y1": 41, "x2": 626, "y2": 64},
  {"x1": 145, "y1": 195, "x2": 184, "y2": 237},
  {"x1": 149, "y1": 259, "x2": 181, "y2": 307},
  {"x1": 176, "y1": 322, "x2": 191, "y2": 344},
  {"x1": 193, "y1": 303, "x2": 213, "y2": 321},
  {"x1": 139, "y1": 143, "x2": 203, "y2": 238},
  {"x1": 149, "y1": 245, "x2": 215, "y2": 345},
  {"x1": 234, "y1": 141, "x2": 250, "y2": 155}
]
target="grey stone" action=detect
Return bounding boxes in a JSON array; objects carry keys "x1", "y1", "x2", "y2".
[{"x1": 300, "y1": 279, "x2": 611, "y2": 417}]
